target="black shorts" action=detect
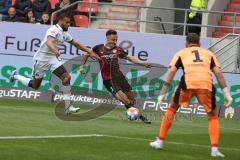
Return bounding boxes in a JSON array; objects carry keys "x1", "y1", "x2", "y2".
[{"x1": 103, "y1": 76, "x2": 132, "y2": 95}]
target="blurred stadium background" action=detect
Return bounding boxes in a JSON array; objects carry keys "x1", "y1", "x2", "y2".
[{"x1": 0, "y1": 0, "x2": 240, "y2": 160}]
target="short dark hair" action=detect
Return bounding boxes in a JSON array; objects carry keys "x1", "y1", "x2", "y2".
[
  {"x1": 8, "y1": 6, "x2": 16, "y2": 11},
  {"x1": 58, "y1": 13, "x2": 70, "y2": 21},
  {"x1": 186, "y1": 33, "x2": 200, "y2": 44},
  {"x1": 42, "y1": 11, "x2": 49, "y2": 16},
  {"x1": 106, "y1": 29, "x2": 117, "y2": 37}
]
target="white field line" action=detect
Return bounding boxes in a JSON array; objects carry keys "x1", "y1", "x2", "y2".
[
  {"x1": 0, "y1": 134, "x2": 239, "y2": 152},
  {"x1": 0, "y1": 134, "x2": 104, "y2": 140}
]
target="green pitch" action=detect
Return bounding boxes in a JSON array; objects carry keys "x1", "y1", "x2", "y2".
[{"x1": 0, "y1": 99, "x2": 239, "y2": 160}]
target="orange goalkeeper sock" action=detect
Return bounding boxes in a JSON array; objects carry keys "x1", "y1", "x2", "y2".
[
  {"x1": 208, "y1": 115, "x2": 219, "y2": 147},
  {"x1": 159, "y1": 107, "x2": 177, "y2": 140}
]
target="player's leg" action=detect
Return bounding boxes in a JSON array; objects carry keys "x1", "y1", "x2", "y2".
[
  {"x1": 208, "y1": 107, "x2": 223, "y2": 157},
  {"x1": 103, "y1": 79, "x2": 135, "y2": 108},
  {"x1": 103, "y1": 77, "x2": 135, "y2": 107},
  {"x1": 158, "y1": 87, "x2": 190, "y2": 140},
  {"x1": 115, "y1": 90, "x2": 134, "y2": 108},
  {"x1": 124, "y1": 90, "x2": 150, "y2": 124},
  {"x1": 112, "y1": 76, "x2": 136, "y2": 108},
  {"x1": 52, "y1": 64, "x2": 80, "y2": 114},
  {"x1": 150, "y1": 87, "x2": 192, "y2": 149},
  {"x1": 114, "y1": 90, "x2": 150, "y2": 124},
  {"x1": 112, "y1": 76, "x2": 151, "y2": 124},
  {"x1": 225, "y1": 112, "x2": 228, "y2": 118},
  {"x1": 123, "y1": 90, "x2": 135, "y2": 109},
  {"x1": 103, "y1": 78, "x2": 150, "y2": 123},
  {"x1": 196, "y1": 88, "x2": 224, "y2": 157},
  {"x1": 150, "y1": 103, "x2": 180, "y2": 149},
  {"x1": 30, "y1": 78, "x2": 43, "y2": 89},
  {"x1": 10, "y1": 60, "x2": 44, "y2": 89}
]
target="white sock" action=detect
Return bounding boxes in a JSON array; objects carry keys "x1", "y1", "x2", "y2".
[
  {"x1": 14, "y1": 74, "x2": 31, "y2": 86},
  {"x1": 157, "y1": 138, "x2": 164, "y2": 144},
  {"x1": 211, "y1": 146, "x2": 218, "y2": 153},
  {"x1": 62, "y1": 85, "x2": 72, "y2": 110}
]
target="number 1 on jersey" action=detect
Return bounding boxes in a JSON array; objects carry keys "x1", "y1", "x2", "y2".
[{"x1": 192, "y1": 50, "x2": 203, "y2": 62}]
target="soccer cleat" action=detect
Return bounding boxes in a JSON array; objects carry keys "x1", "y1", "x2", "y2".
[
  {"x1": 10, "y1": 70, "x2": 18, "y2": 82},
  {"x1": 150, "y1": 137, "x2": 164, "y2": 149},
  {"x1": 139, "y1": 115, "x2": 151, "y2": 124},
  {"x1": 211, "y1": 148, "x2": 225, "y2": 158},
  {"x1": 65, "y1": 106, "x2": 80, "y2": 114}
]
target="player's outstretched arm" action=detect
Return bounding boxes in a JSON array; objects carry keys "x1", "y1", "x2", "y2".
[
  {"x1": 70, "y1": 40, "x2": 100, "y2": 59},
  {"x1": 158, "y1": 66, "x2": 177, "y2": 106},
  {"x1": 126, "y1": 55, "x2": 151, "y2": 68},
  {"x1": 47, "y1": 36, "x2": 61, "y2": 57},
  {"x1": 212, "y1": 66, "x2": 233, "y2": 107}
]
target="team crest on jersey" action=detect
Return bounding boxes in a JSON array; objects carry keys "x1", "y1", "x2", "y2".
[
  {"x1": 101, "y1": 54, "x2": 115, "y2": 59},
  {"x1": 63, "y1": 35, "x2": 67, "y2": 41},
  {"x1": 51, "y1": 31, "x2": 56, "y2": 35},
  {"x1": 112, "y1": 49, "x2": 117, "y2": 54}
]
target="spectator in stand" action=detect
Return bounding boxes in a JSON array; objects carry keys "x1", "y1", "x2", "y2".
[
  {"x1": 55, "y1": 0, "x2": 70, "y2": 11},
  {"x1": 14, "y1": 0, "x2": 32, "y2": 18},
  {"x1": 0, "y1": 0, "x2": 11, "y2": 20},
  {"x1": 54, "y1": 0, "x2": 75, "y2": 26},
  {"x1": 32, "y1": 0, "x2": 51, "y2": 22},
  {"x1": 25, "y1": 9, "x2": 36, "y2": 23},
  {"x1": 187, "y1": 0, "x2": 206, "y2": 35},
  {"x1": 39, "y1": 12, "x2": 50, "y2": 24},
  {"x1": 2, "y1": 6, "x2": 23, "y2": 22}
]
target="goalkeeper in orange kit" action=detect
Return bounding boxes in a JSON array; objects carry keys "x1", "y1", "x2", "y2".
[{"x1": 150, "y1": 33, "x2": 233, "y2": 157}]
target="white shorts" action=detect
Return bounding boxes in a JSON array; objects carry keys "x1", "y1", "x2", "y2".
[{"x1": 32, "y1": 58, "x2": 63, "y2": 79}]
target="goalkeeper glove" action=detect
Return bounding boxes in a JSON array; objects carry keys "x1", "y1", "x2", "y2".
[{"x1": 222, "y1": 87, "x2": 233, "y2": 107}]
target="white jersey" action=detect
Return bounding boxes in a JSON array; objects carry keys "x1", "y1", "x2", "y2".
[{"x1": 33, "y1": 24, "x2": 73, "y2": 61}]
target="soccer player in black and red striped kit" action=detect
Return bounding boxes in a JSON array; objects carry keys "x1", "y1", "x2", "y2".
[{"x1": 80, "y1": 29, "x2": 151, "y2": 124}]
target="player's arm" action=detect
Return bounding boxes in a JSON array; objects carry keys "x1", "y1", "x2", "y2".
[
  {"x1": 212, "y1": 66, "x2": 232, "y2": 106},
  {"x1": 79, "y1": 54, "x2": 89, "y2": 74},
  {"x1": 46, "y1": 36, "x2": 61, "y2": 57},
  {"x1": 212, "y1": 66, "x2": 227, "y2": 89},
  {"x1": 126, "y1": 55, "x2": 151, "y2": 68},
  {"x1": 158, "y1": 54, "x2": 180, "y2": 105},
  {"x1": 117, "y1": 48, "x2": 150, "y2": 67},
  {"x1": 79, "y1": 44, "x2": 100, "y2": 74},
  {"x1": 70, "y1": 40, "x2": 100, "y2": 59},
  {"x1": 157, "y1": 66, "x2": 177, "y2": 106},
  {"x1": 165, "y1": 66, "x2": 178, "y2": 88}
]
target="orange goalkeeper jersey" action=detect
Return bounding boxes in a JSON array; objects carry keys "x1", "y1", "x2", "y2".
[{"x1": 169, "y1": 46, "x2": 220, "y2": 91}]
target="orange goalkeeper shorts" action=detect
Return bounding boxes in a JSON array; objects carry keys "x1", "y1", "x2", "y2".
[{"x1": 171, "y1": 86, "x2": 217, "y2": 113}]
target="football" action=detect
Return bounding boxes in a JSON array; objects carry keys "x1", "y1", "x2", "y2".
[{"x1": 126, "y1": 107, "x2": 140, "y2": 121}]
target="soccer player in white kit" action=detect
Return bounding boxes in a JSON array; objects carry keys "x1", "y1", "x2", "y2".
[{"x1": 10, "y1": 13, "x2": 99, "y2": 114}]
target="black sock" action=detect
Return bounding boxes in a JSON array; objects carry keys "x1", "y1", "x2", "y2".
[
  {"x1": 139, "y1": 114, "x2": 147, "y2": 121},
  {"x1": 125, "y1": 105, "x2": 130, "y2": 109}
]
